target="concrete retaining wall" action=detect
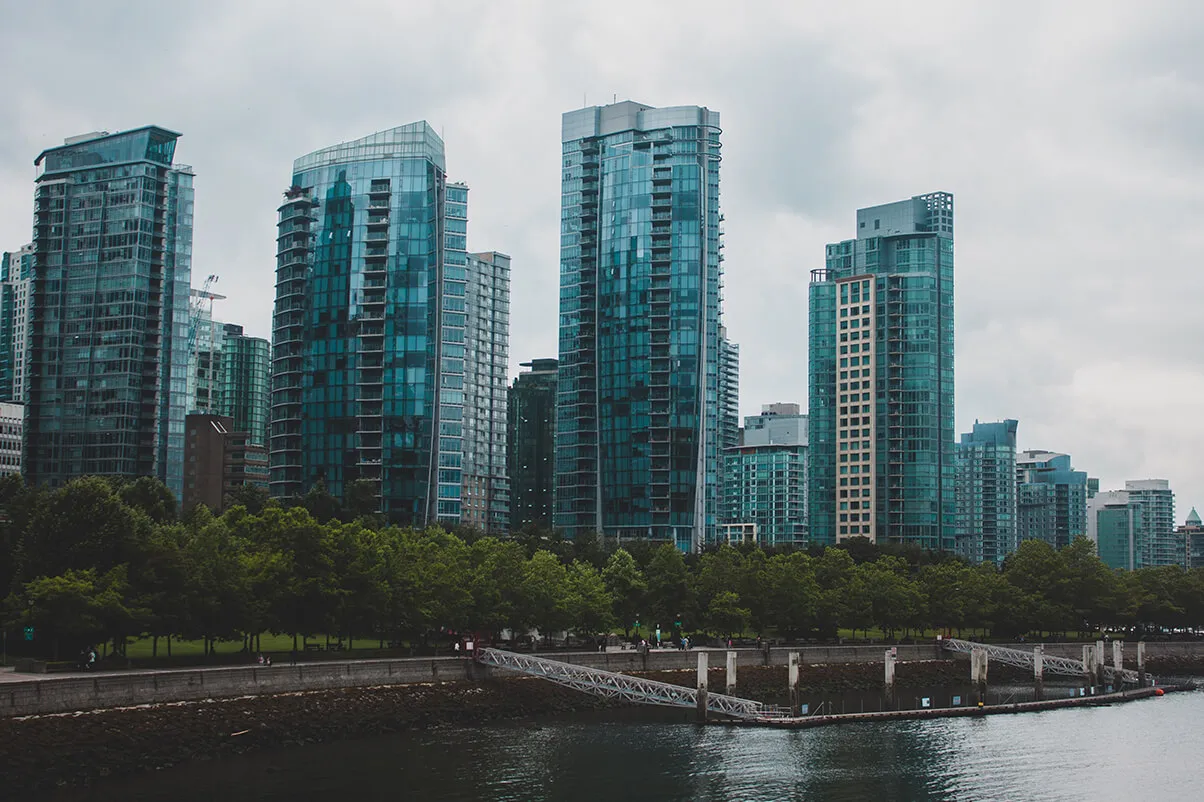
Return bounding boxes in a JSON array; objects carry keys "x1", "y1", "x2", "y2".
[
  {"x1": 3, "y1": 640, "x2": 1198, "y2": 718},
  {"x1": 1, "y1": 644, "x2": 934, "y2": 718}
]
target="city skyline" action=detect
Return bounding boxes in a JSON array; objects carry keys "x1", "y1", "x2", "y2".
[{"x1": 1, "y1": 3, "x2": 1202, "y2": 513}]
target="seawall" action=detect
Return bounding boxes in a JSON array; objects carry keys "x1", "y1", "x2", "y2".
[
  {"x1": 4, "y1": 640, "x2": 1201, "y2": 718},
  {"x1": 0, "y1": 644, "x2": 941, "y2": 718}
]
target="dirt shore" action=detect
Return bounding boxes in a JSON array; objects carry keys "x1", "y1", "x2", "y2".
[{"x1": 0, "y1": 658, "x2": 1103, "y2": 794}]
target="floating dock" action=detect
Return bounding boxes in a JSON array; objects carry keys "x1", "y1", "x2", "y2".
[{"x1": 711, "y1": 686, "x2": 1193, "y2": 729}]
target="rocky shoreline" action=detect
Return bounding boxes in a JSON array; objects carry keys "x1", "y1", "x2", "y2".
[
  {"x1": 0, "y1": 678, "x2": 616, "y2": 794},
  {"x1": 0, "y1": 657, "x2": 1175, "y2": 794}
]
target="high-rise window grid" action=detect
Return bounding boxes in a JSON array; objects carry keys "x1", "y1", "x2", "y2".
[
  {"x1": 270, "y1": 123, "x2": 504, "y2": 526},
  {"x1": 555, "y1": 102, "x2": 728, "y2": 551},
  {"x1": 25, "y1": 127, "x2": 192, "y2": 498},
  {"x1": 809, "y1": 193, "x2": 955, "y2": 551}
]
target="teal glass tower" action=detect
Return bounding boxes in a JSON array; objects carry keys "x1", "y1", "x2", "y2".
[
  {"x1": 808, "y1": 193, "x2": 955, "y2": 550},
  {"x1": 219, "y1": 323, "x2": 270, "y2": 447},
  {"x1": 26, "y1": 127, "x2": 193, "y2": 498},
  {"x1": 955, "y1": 419, "x2": 1018, "y2": 564},
  {"x1": 271, "y1": 123, "x2": 500, "y2": 526},
  {"x1": 722, "y1": 404, "x2": 808, "y2": 547},
  {"x1": 1016, "y1": 450, "x2": 1087, "y2": 549},
  {"x1": 554, "y1": 102, "x2": 728, "y2": 551}
]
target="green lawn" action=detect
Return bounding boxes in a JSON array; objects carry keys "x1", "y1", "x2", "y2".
[{"x1": 121, "y1": 634, "x2": 391, "y2": 660}]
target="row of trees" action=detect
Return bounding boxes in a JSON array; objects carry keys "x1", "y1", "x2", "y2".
[{"x1": 2, "y1": 476, "x2": 1204, "y2": 659}]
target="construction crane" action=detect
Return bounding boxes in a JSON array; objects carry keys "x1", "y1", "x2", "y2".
[{"x1": 187, "y1": 274, "x2": 222, "y2": 358}]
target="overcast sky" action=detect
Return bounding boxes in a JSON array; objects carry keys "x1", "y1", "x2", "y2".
[{"x1": 1, "y1": 1, "x2": 1202, "y2": 516}]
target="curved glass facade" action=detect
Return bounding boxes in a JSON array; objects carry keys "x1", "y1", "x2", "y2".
[
  {"x1": 271, "y1": 123, "x2": 463, "y2": 524},
  {"x1": 555, "y1": 102, "x2": 727, "y2": 551}
]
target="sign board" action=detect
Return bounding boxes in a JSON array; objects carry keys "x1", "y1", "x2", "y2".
[
  {"x1": 921, "y1": 697, "x2": 931, "y2": 708},
  {"x1": 800, "y1": 704, "x2": 809, "y2": 715},
  {"x1": 22, "y1": 626, "x2": 33, "y2": 641},
  {"x1": 952, "y1": 695, "x2": 961, "y2": 706}
]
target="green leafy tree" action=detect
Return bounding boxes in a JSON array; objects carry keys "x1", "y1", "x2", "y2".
[
  {"x1": 8, "y1": 566, "x2": 141, "y2": 659},
  {"x1": 467, "y1": 537, "x2": 527, "y2": 636},
  {"x1": 706, "y1": 590, "x2": 751, "y2": 638},
  {"x1": 1004, "y1": 540, "x2": 1073, "y2": 636},
  {"x1": 693, "y1": 545, "x2": 745, "y2": 617},
  {"x1": 919, "y1": 561, "x2": 968, "y2": 634},
  {"x1": 601, "y1": 548, "x2": 646, "y2": 634},
  {"x1": 117, "y1": 476, "x2": 178, "y2": 524},
  {"x1": 764, "y1": 552, "x2": 820, "y2": 638},
  {"x1": 644, "y1": 543, "x2": 693, "y2": 632},
  {"x1": 328, "y1": 522, "x2": 389, "y2": 649},
  {"x1": 519, "y1": 549, "x2": 572, "y2": 642},
  {"x1": 815, "y1": 547, "x2": 856, "y2": 637},
  {"x1": 342, "y1": 480, "x2": 381, "y2": 523},
  {"x1": 224, "y1": 483, "x2": 271, "y2": 516},
  {"x1": 566, "y1": 560, "x2": 614, "y2": 636}
]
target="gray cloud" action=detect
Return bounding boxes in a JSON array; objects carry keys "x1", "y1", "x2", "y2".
[{"x1": 1, "y1": 0, "x2": 1203, "y2": 515}]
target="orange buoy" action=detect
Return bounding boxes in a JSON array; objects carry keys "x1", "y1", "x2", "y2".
[{"x1": 1154, "y1": 688, "x2": 1165, "y2": 696}]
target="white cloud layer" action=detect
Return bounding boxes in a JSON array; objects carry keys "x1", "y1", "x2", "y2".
[{"x1": 1, "y1": 0, "x2": 1202, "y2": 515}]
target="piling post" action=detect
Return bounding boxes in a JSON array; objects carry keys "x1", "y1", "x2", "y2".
[
  {"x1": 788, "y1": 652, "x2": 801, "y2": 716},
  {"x1": 1112, "y1": 641, "x2": 1124, "y2": 687},
  {"x1": 696, "y1": 651, "x2": 708, "y2": 723},
  {"x1": 1137, "y1": 641, "x2": 1146, "y2": 686},
  {"x1": 971, "y1": 646, "x2": 988, "y2": 704},
  {"x1": 1082, "y1": 644, "x2": 1094, "y2": 688},
  {"x1": 1033, "y1": 644, "x2": 1044, "y2": 701},
  {"x1": 726, "y1": 650, "x2": 737, "y2": 695},
  {"x1": 1095, "y1": 641, "x2": 1107, "y2": 690}
]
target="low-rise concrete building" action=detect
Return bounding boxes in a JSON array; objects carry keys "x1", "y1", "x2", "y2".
[{"x1": 0, "y1": 402, "x2": 21, "y2": 478}]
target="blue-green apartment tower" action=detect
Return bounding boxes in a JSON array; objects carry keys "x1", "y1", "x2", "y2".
[
  {"x1": 1016, "y1": 450, "x2": 1087, "y2": 549},
  {"x1": 554, "y1": 102, "x2": 732, "y2": 551},
  {"x1": 271, "y1": 123, "x2": 502, "y2": 525},
  {"x1": 808, "y1": 193, "x2": 955, "y2": 550},
  {"x1": 955, "y1": 419, "x2": 1018, "y2": 564},
  {"x1": 26, "y1": 127, "x2": 193, "y2": 498}
]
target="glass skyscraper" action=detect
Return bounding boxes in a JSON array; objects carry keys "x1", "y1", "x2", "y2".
[
  {"x1": 954, "y1": 419, "x2": 1018, "y2": 564},
  {"x1": 808, "y1": 193, "x2": 955, "y2": 550},
  {"x1": 554, "y1": 101, "x2": 729, "y2": 551},
  {"x1": 26, "y1": 127, "x2": 192, "y2": 498},
  {"x1": 219, "y1": 323, "x2": 270, "y2": 447},
  {"x1": 1016, "y1": 450, "x2": 1087, "y2": 549},
  {"x1": 508, "y1": 358, "x2": 558, "y2": 531},
  {"x1": 271, "y1": 123, "x2": 506, "y2": 525}
]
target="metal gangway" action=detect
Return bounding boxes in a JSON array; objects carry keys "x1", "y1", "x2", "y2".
[
  {"x1": 941, "y1": 638, "x2": 1141, "y2": 684},
  {"x1": 475, "y1": 648, "x2": 792, "y2": 721}
]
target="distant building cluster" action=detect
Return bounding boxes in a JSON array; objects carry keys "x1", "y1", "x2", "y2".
[{"x1": 0, "y1": 103, "x2": 1194, "y2": 567}]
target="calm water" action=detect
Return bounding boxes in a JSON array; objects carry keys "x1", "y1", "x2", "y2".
[{"x1": 58, "y1": 691, "x2": 1202, "y2": 802}]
